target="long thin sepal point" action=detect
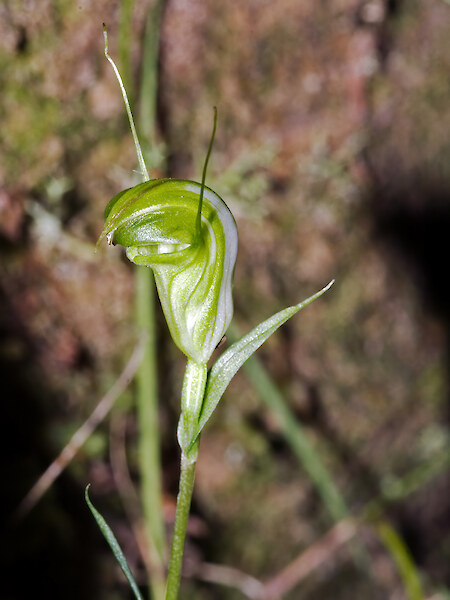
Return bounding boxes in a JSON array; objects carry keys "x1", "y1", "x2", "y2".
[
  {"x1": 195, "y1": 107, "x2": 218, "y2": 240},
  {"x1": 85, "y1": 484, "x2": 144, "y2": 600},
  {"x1": 103, "y1": 24, "x2": 149, "y2": 183}
]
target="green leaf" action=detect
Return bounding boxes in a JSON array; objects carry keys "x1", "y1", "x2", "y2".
[
  {"x1": 85, "y1": 485, "x2": 144, "y2": 600},
  {"x1": 188, "y1": 280, "x2": 334, "y2": 448}
]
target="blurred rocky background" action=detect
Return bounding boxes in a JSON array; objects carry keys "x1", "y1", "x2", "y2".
[{"x1": 0, "y1": 0, "x2": 448, "y2": 599}]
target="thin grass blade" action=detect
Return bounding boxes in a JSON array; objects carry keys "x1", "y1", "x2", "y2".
[
  {"x1": 227, "y1": 329, "x2": 348, "y2": 521},
  {"x1": 375, "y1": 519, "x2": 424, "y2": 600},
  {"x1": 85, "y1": 485, "x2": 144, "y2": 600}
]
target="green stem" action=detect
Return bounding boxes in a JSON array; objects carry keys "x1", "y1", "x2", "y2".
[
  {"x1": 165, "y1": 448, "x2": 199, "y2": 600},
  {"x1": 139, "y1": 0, "x2": 163, "y2": 148},
  {"x1": 166, "y1": 360, "x2": 206, "y2": 599},
  {"x1": 118, "y1": 0, "x2": 134, "y2": 98},
  {"x1": 136, "y1": 266, "x2": 166, "y2": 600}
]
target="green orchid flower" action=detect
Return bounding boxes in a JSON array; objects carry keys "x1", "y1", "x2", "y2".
[{"x1": 98, "y1": 178, "x2": 238, "y2": 365}]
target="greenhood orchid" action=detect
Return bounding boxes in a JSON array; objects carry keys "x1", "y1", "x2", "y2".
[
  {"x1": 91, "y1": 27, "x2": 334, "y2": 600},
  {"x1": 98, "y1": 178, "x2": 238, "y2": 365}
]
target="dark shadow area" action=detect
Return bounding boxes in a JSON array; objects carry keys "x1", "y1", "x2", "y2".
[
  {"x1": 0, "y1": 285, "x2": 100, "y2": 600},
  {"x1": 368, "y1": 171, "x2": 450, "y2": 576},
  {"x1": 371, "y1": 175, "x2": 450, "y2": 330},
  {"x1": 392, "y1": 471, "x2": 450, "y2": 585}
]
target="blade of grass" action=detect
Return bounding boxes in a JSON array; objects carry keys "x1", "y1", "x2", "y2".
[
  {"x1": 227, "y1": 321, "x2": 347, "y2": 523},
  {"x1": 227, "y1": 320, "x2": 433, "y2": 588},
  {"x1": 86, "y1": 485, "x2": 144, "y2": 600},
  {"x1": 375, "y1": 519, "x2": 424, "y2": 600}
]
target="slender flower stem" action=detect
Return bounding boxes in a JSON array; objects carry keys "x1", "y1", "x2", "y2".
[
  {"x1": 165, "y1": 447, "x2": 199, "y2": 600},
  {"x1": 165, "y1": 360, "x2": 206, "y2": 599}
]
